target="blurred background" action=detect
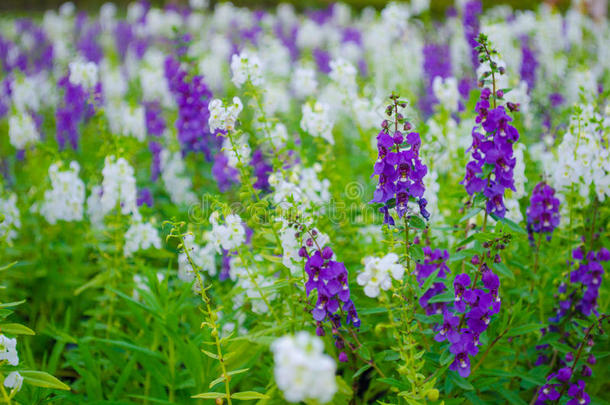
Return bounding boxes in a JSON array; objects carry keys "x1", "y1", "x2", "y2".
[{"x1": 0, "y1": 0, "x2": 587, "y2": 14}]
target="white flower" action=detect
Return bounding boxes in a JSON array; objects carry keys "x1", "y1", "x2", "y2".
[
  {"x1": 68, "y1": 60, "x2": 98, "y2": 88},
  {"x1": 189, "y1": 0, "x2": 208, "y2": 10},
  {"x1": 432, "y1": 76, "x2": 459, "y2": 113},
  {"x1": 208, "y1": 97, "x2": 243, "y2": 133},
  {"x1": 124, "y1": 220, "x2": 162, "y2": 257},
  {"x1": 222, "y1": 133, "x2": 251, "y2": 168},
  {"x1": 105, "y1": 101, "x2": 146, "y2": 141},
  {"x1": 178, "y1": 234, "x2": 217, "y2": 283},
  {"x1": 3, "y1": 372, "x2": 23, "y2": 392},
  {"x1": 357, "y1": 253, "x2": 404, "y2": 298},
  {"x1": 329, "y1": 58, "x2": 358, "y2": 95},
  {"x1": 160, "y1": 150, "x2": 197, "y2": 205},
  {"x1": 8, "y1": 112, "x2": 39, "y2": 150},
  {"x1": 271, "y1": 332, "x2": 337, "y2": 403},
  {"x1": 291, "y1": 66, "x2": 318, "y2": 99},
  {"x1": 101, "y1": 156, "x2": 138, "y2": 217},
  {"x1": 39, "y1": 161, "x2": 86, "y2": 224},
  {"x1": 300, "y1": 101, "x2": 335, "y2": 145},
  {"x1": 0, "y1": 335, "x2": 19, "y2": 366},
  {"x1": 0, "y1": 194, "x2": 20, "y2": 243},
  {"x1": 230, "y1": 51, "x2": 264, "y2": 88},
  {"x1": 209, "y1": 212, "x2": 246, "y2": 253}
]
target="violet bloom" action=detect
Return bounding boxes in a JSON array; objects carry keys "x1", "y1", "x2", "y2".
[
  {"x1": 56, "y1": 75, "x2": 100, "y2": 150},
  {"x1": 164, "y1": 56, "x2": 214, "y2": 158},
  {"x1": 449, "y1": 331, "x2": 478, "y2": 377},
  {"x1": 567, "y1": 381, "x2": 590, "y2": 405},
  {"x1": 251, "y1": 149, "x2": 271, "y2": 191},
  {"x1": 211, "y1": 153, "x2": 239, "y2": 192},
  {"x1": 462, "y1": 0, "x2": 482, "y2": 70},
  {"x1": 462, "y1": 88, "x2": 520, "y2": 218},
  {"x1": 520, "y1": 37, "x2": 538, "y2": 92},
  {"x1": 300, "y1": 243, "x2": 359, "y2": 329},
  {"x1": 535, "y1": 373, "x2": 561, "y2": 403},
  {"x1": 421, "y1": 43, "x2": 452, "y2": 116},
  {"x1": 313, "y1": 48, "x2": 331, "y2": 74},
  {"x1": 416, "y1": 247, "x2": 450, "y2": 315},
  {"x1": 435, "y1": 310, "x2": 460, "y2": 343},
  {"x1": 137, "y1": 188, "x2": 154, "y2": 207},
  {"x1": 145, "y1": 102, "x2": 166, "y2": 137},
  {"x1": 371, "y1": 102, "x2": 429, "y2": 224},
  {"x1": 527, "y1": 182, "x2": 561, "y2": 243}
]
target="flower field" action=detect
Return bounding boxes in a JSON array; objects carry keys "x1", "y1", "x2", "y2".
[{"x1": 0, "y1": 0, "x2": 609, "y2": 403}]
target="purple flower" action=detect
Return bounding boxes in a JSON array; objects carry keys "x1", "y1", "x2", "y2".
[
  {"x1": 520, "y1": 37, "x2": 538, "y2": 92},
  {"x1": 137, "y1": 188, "x2": 154, "y2": 207},
  {"x1": 449, "y1": 332, "x2": 478, "y2": 377},
  {"x1": 527, "y1": 182, "x2": 561, "y2": 242},
  {"x1": 165, "y1": 55, "x2": 215, "y2": 158},
  {"x1": 370, "y1": 98, "x2": 429, "y2": 223},
  {"x1": 567, "y1": 380, "x2": 590, "y2": 405}
]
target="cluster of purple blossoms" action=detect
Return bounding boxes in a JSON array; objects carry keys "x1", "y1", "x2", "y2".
[
  {"x1": 55, "y1": 75, "x2": 101, "y2": 150},
  {"x1": 535, "y1": 358, "x2": 594, "y2": 404},
  {"x1": 251, "y1": 149, "x2": 272, "y2": 191},
  {"x1": 15, "y1": 19, "x2": 54, "y2": 75},
  {"x1": 371, "y1": 96, "x2": 429, "y2": 225},
  {"x1": 462, "y1": 0, "x2": 482, "y2": 70},
  {"x1": 164, "y1": 55, "x2": 215, "y2": 158},
  {"x1": 462, "y1": 87, "x2": 520, "y2": 218},
  {"x1": 559, "y1": 247, "x2": 609, "y2": 318},
  {"x1": 526, "y1": 182, "x2": 561, "y2": 243},
  {"x1": 211, "y1": 153, "x2": 239, "y2": 192},
  {"x1": 415, "y1": 246, "x2": 451, "y2": 315},
  {"x1": 300, "y1": 243, "x2": 359, "y2": 329},
  {"x1": 421, "y1": 43, "x2": 452, "y2": 117},
  {"x1": 445, "y1": 261, "x2": 501, "y2": 377},
  {"x1": 520, "y1": 37, "x2": 538, "y2": 93}
]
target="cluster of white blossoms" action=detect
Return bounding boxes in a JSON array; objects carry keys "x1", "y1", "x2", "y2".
[
  {"x1": 100, "y1": 156, "x2": 138, "y2": 217},
  {"x1": 0, "y1": 334, "x2": 19, "y2": 366},
  {"x1": 357, "y1": 253, "x2": 404, "y2": 298},
  {"x1": 68, "y1": 59, "x2": 99, "y2": 88},
  {"x1": 105, "y1": 102, "x2": 146, "y2": 141},
  {"x1": 549, "y1": 104, "x2": 610, "y2": 203},
  {"x1": 230, "y1": 51, "x2": 264, "y2": 88},
  {"x1": 208, "y1": 97, "x2": 243, "y2": 133},
  {"x1": 268, "y1": 164, "x2": 331, "y2": 211},
  {"x1": 271, "y1": 332, "x2": 337, "y2": 403},
  {"x1": 300, "y1": 101, "x2": 335, "y2": 145},
  {"x1": 0, "y1": 194, "x2": 21, "y2": 243},
  {"x1": 8, "y1": 113, "x2": 39, "y2": 150},
  {"x1": 39, "y1": 161, "x2": 86, "y2": 224},
  {"x1": 231, "y1": 256, "x2": 277, "y2": 314},
  {"x1": 123, "y1": 220, "x2": 162, "y2": 257},
  {"x1": 329, "y1": 58, "x2": 358, "y2": 95},
  {"x1": 432, "y1": 76, "x2": 459, "y2": 113},
  {"x1": 291, "y1": 66, "x2": 317, "y2": 99},
  {"x1": 0, "y1": 334, "x2": 22, "y2": 392},
  {"x1": 222, "y1": 134, "x2": 252, "y2": 168},
  {"x1": 139, "y1": 50, "x2": 174, "y2": 108},
  {"x1": 160, "y1": 150, "x2": 197, "y2": 206},
  {"x1": 209, "y1": 212, "x2": 246, "y2": 253},
  {"x1": 177, "y1": 233, "x2": 216, "y2": 283}
]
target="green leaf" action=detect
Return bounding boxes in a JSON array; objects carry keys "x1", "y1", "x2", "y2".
[
  {"x1": 209, "y1": 368, "x2": 250, "y2": 388},
  {"x1": 377, "y1": 378, "x2": 411, "y2": 391},
  {"x1": 439, "y1": 349, "x2": 453, "y2": 366},
  {"x1": 491, "y1": 215, "x2": 527, "y2": 235},
  {"x1": 0, "y1": 323, "x2": 35, "y2": 335},
  {"x1": 459, "y1": 207, "x2": 482, "y2": 223},
  {"x1": 192, "y1": 392, "x2": 228, "y2": 399},
  {"x1": 506, "y1": 323, "x2": 545, "y2": 337},
  {"x1": 409, "y1": 216, "x2": 426, "y2": 230},
  {"x1": 497, "y1": 387, "x2": 527, "y2": 405},
  {"x1": 491, "y1": 262, "x2": 515, "y2": 281},
  {"x1": 418, "y1": 268, "x2": 440, "y2": 298},
  {"x1": 353, "y1": 365, "x2": 371, "y2": 378},
  {"x1": 0, "y1": 300, "x2": 26, "y2": 309},
  {"x1": 429, "y1": 291, "x2": 454, "y2": 304},
  {"x1": 20, "y1": 370, "x2": 70, "y2": 390},
  {"x1": 231, "y1": 391, "x2": 269, "y2": 400},
  {"x1": 448, "y1": 372, "x2": 473, "y2": 390}
]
